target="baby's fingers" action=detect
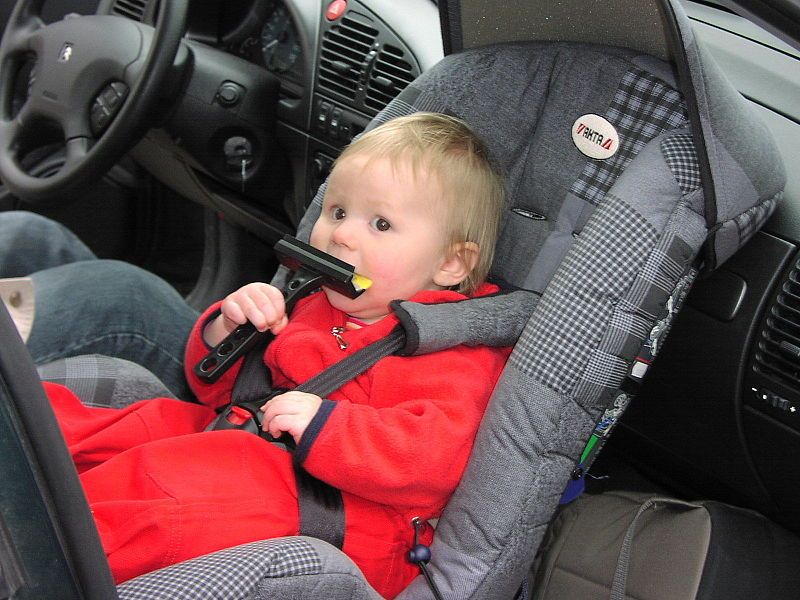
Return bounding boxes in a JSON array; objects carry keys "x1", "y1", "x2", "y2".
[
  {"x1": 219, "y1": 297, "x2": 248, "y2": 327},
  {"x1": 224, "y1": 284, "x2": 284, "y2": 332},
  {"x1": 267, "y1": 413, "x2": 294, "y2": 439},
  {"x1": 242, "y1": 291, "x2": 276, "y2": 332},
  {"x1": 255, "y1": 286, "x2": 288, "y2": 334}
]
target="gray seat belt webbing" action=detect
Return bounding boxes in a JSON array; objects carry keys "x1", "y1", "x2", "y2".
[
  {"x1": 295, "y1": 327, "x2": 406, "y2": 397},
  {"x1": 231, "y1": 336, "x2": 273, "y2": 405},
  {"x1": 291, "y1": 326, "x2": 406, "y2": 549},
  {"x1": 231, "y1": 325, "x2": 406, "y2": 549}
]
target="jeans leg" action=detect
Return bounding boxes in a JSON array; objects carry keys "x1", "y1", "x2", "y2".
[
  {"x1": 0, "y1": 211, "x2": 96, "y2": 277},
  {"x1": 27, "y1": 260, "x2": 200, "y2": 400}
]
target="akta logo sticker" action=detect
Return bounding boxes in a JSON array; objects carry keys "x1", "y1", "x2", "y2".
[{"x1": 571, "y1": 114, "x2": 619, "y2": 160}]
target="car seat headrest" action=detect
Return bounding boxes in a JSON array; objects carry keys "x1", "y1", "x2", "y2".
[{"x1": 442, "y1": 0, "x2": 670, "y2": 61}]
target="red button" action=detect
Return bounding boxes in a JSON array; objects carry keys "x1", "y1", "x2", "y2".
[
  {"x1": 227, "y1": 406, "x2": 252, "y2": 426},
  {"x1": 326, "y1": 0, "x2": 347, "y2": 21}
]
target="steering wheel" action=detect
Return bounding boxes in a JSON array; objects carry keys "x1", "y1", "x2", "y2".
[{"x1": 0, "y1": 0, "x2": 188, "y2": 204}]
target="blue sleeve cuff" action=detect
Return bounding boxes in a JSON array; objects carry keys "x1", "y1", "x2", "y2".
[{"x1": 294, "y1": 399, "x2": 337, "y2": 465}]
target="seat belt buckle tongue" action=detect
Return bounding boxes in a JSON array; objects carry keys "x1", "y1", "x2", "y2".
[
  {"x1": 208, "y1": 391, "x2": 297, "y2": 449},
  {"x1": 227, "y1": 405, "x2": 252, "y2": 425},
  {"x1": 207, "y1": 404, "x2": 261, "y2": 435}
]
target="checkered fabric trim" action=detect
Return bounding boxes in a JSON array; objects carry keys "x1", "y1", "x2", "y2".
[
  {"x1": 579, "y1": 350, "x2": 630, "y2": 389},
  {"x1": 117, "y1": 538, "x2": 321, "y2": 600},
  {"x1": 735, "y1": 191, "x2": 782, "y2": 246},
  {"x1": 36, "y1": 354, "x2": 174, "y2": 408},
  {"x1": 574, "y1": 231, "x2": 695, "y2": 404},
  {"x1": 570, "y1": 68, "x2": 688, "y2": 206},
  {"x1": 609, "y1": 298, "x2": 654, "y2": 341},
  {"x1": 37, "y1": 354, "x2": 116, "y2": 406},
  {"x1": 661, "y1": 133, "x2": 701, "y2": 195},
  {"x1": 509, "y1": 194, "x2": 658, "y2": 394}
]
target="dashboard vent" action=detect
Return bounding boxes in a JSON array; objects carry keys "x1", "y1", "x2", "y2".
[
  {"x1": 319, "y1": 14, "x2": 378, "y2": 102},
  {"x1": 111, "y1": 0, "x2": 148, "y2": 21},
  {"x1": 365, "y1": 44, "x2": 415, "y2": 112},
  {"x1": 754, "y1": 260, "x2": 800, "y2": 388}
]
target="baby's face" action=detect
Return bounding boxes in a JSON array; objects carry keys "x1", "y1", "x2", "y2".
[{"x1": 309, "y1": 154, "x2": 452, "y2": 323}]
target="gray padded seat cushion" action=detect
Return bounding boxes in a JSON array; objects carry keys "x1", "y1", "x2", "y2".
[
  {"x1": 118, "y1": 537, "x2": 381, "y2": 600},
  {"x1": 38, "y1": 354, "x2": 176, "y2": 407}
]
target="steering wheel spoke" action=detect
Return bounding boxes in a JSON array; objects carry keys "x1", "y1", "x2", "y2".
[
  {"x1": 64, "y1": 137, "x2": 90, "y2": 168},
  {"x1": 0, "y1": 115, "x2": 23, "y2": 156},
  {"x1": 12, "y1": 98, "x2": 34, "y2": 127},
  {"x1": 3, "y1": 25, "x2": 39, "y2": 57},
  {"x1": 1, "y1": 8, "x2": 43, "y2": 56}
]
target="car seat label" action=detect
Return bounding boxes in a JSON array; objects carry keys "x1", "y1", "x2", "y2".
[{"x1": 571, "y1": 114, "x2": 619, "y2": 160}]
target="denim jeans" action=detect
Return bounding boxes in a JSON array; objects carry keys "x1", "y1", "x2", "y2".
[{"x1": 1, "y1": 211, "x2": 199, "y2": 399}]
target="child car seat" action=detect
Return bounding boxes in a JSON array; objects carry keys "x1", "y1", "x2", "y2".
[{"x1": 16, "y1": 0, "x2": 785, "y2": 598}]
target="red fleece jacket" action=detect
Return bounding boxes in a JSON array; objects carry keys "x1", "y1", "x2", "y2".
[{"x1": 48, "y1": 284, "x2": 510, "y2": 598}]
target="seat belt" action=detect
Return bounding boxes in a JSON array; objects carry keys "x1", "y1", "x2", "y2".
[
  {"x1": 210, "y1": 325, "x2": 407, "y2": 549},
  {"x1": 287, "y1": 326, "x2": 406, "y2": 548},
  {"x1": 296, "y1": 327, "x2": 406, "y2": 396}
]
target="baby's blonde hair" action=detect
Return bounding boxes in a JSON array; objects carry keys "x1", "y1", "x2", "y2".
[{"x1": 335, "y1": 112, "x2": 505, "y2": 294}]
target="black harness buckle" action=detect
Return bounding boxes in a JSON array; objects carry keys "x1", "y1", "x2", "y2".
[{"x1": 206, "y1": 391, "x2": 295, "y2": 449}]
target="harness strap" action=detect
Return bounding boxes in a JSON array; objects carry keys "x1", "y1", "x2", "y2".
[
  {"x1": 295, "y1": 469, "x2": 346, "y2": 548},
  {"x1": 295, "y1": 327, "x2": 406, "y2": 396},
  {"x1": 291, "y1": 325, "x2": 406, "y2": 548},
  {"x1": 231, "y1": 334, "x2": 273, "y2": 405},
  {"x1": 227, "y1": 324, "x2": 407, "y2": 549}
]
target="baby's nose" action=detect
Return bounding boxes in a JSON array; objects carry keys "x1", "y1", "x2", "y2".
[{"x1": 331, "y1": 221, "x2": 356, "y2": 247}]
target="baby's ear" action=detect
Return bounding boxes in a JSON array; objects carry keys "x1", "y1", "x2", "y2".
[{"x1": 434, "y1": 242, "x2": 480, "y2": 288}]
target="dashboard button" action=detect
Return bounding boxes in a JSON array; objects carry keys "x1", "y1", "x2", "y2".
[
  {"x1": 217, "y1": 82, "x2": 244, "y2": 108},
  {"x1": 329, "y1": 108, "x2": 342, "y2": 138},
  {"x1": 317, "y1": 101, "x2": 332, "y2": 131}
]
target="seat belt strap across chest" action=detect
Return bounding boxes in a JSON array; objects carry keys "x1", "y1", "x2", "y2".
[
  {"x1": 295, "y1": 327, "x2": 406, "y2": 396},
  {"x1": 225, "y1": 325, "x2": 407, "y2": 549}
]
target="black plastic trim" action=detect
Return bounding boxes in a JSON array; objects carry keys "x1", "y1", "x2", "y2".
[{"x1": 0, "y1": 305, "x2": 118, "y2": 598}]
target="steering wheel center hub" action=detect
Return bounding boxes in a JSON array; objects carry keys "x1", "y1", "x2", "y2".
[{"x1": 25, "y1": 16, "x2": 143, "y2": 137}]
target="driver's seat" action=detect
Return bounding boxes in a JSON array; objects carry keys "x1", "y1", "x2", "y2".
[{"x1": 3, "y1": 1, "x2": 786, "y2": 599}]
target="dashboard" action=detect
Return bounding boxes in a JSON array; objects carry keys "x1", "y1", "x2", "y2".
[
  {"x1": 94, "y1": 0, "x2": 443, "y2": 230},
  {"x1": 190, "y1": 0, "x2": 305, "y2": 92}
]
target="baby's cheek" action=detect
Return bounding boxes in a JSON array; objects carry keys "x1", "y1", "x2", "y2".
[
  {"x1": 363, "y1": 252, "x2": 407, "y2": 281},
  {"x1": 309, "y1": 224, "x2": 326, "y2": 250}
]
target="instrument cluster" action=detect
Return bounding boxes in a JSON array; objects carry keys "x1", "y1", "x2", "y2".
[{"x1": 222, "y1": 0, "x2": 304, "y2": 87}]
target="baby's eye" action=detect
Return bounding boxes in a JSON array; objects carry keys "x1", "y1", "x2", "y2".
[
  {"x1": 331, "y1": 206, "x2": 346, "y2": 220},
  {"x1": 371, "y1": 217, "x2": 391, "y2": 231}
]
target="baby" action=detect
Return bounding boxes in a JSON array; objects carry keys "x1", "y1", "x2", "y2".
[{"x1": 46, "y1": 112, "x2": 509, "y2": 598}]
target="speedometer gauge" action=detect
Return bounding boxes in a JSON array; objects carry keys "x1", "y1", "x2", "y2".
[{"x1": 261, "y1": 5, "x2": 301, "y2": 74}]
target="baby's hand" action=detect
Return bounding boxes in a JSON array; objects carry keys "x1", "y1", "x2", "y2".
[
  {"x1": 203, "y1": 282, "x2": 289, "y2": 346},
  {"x1": 260, "y1": 391, "x2": 322, "y2": 444},
  {"x1": 221, "y1": 282, "x2": 288, "y2": 333}
]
